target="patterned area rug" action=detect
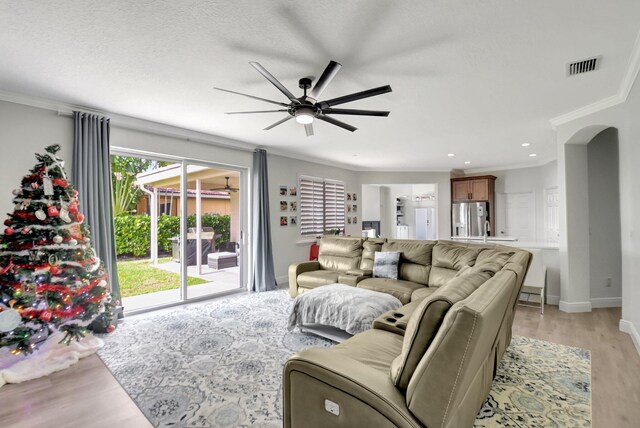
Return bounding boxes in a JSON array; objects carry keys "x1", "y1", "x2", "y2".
[{"x1": 98, "y1": 289, "x2": 591, "y2": 427}]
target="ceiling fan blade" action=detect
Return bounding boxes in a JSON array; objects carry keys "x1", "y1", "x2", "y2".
[
  {"x1": 316, "y1": 115, "x2": 357, "y2": 132},
  {"x1": 322, "y1": 108, "x2": 390, "y2": 117},
  {"x1": 226, "y1": 109, "x2": 289, "y2": 114},
  {"x1": 306, "y1": 60, "x2": 342, "y2": 104},
  {"x1": 249, "y1": 62, "x2": 300, "y2": 104},
  {"x1": 264, "y1": 115, "x2": 293, "y2": 130},
  {"x1": 304, "y1": 123, "x2": 314, "y2": 137},
  {"x1": 214, "y1": 87, "x2": 290, "y2": 107},
  {"x1": 318, "y1": 85, "x2": 392, "y2": 108}
]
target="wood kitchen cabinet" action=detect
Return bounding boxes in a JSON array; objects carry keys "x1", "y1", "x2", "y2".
[
  {"x1": 450, "y1": 175, "x2": 497, "y2": 236},
  {"x1": 451, "y1": 176, "x2": 496, "y2": 202}
]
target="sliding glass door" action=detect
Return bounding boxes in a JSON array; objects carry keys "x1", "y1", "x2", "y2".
[{"x1": 111, "y1": 153, "x2": 245, "y2": 313}]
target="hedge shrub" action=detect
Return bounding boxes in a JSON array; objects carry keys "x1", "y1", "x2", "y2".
[{"x1": 114, "y1": 213, "x2": 231, "y2": 256}]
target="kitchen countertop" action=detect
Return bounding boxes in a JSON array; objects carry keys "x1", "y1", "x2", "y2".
[{"x1": 449, "y1": 237, "x2": 559, "y2": 250}]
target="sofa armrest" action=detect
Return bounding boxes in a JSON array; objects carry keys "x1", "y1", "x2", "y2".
[
  {"x1": 284, "y1": 349, "x2": 422, "y2": 428},
  {"x1": 338, "y1": 273, "x2": 368, "y2": 287},
  {"x1": 288, "y1": 261, "x2": 320, "y2": 297},
  {"x1": 372, "y1": 299, "x2": 423, "y2": 335},
  {"x1": 345, "y1": 268, "x2": 373, "y2": 277}
]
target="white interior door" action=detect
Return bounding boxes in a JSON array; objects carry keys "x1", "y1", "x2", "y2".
[
  {"x1": 498, "y1": 192, "x2": 536, "y2": 241},
  {"x1": 544, "y1": 187, "x2": 560, "y2": 242}
]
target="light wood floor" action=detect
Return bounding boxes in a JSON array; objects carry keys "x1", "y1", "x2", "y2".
[{"x1": 0, "y1": 305, "x2": 638, "y2": 428}]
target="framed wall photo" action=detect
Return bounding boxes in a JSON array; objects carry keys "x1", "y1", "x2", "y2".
[
  {"x1": 352, "y1": 204, "x2": 357, "y2": 212},
  {"x1": 279, "y1": 185, "x2": 288, "y2": 196},
  {"x1": 353, "y1": 193, "x2": 357, "y2": 201},
  {"x1": 290, "y1": 201, "x2": 297, "y2": 211},
  {"x1": 347, "y1": 217, "x2": 352, "y2": 224},
  {"x1": 289, "y1": 186, "x2": 297, "y2": 196},
  {"x1": 347, "y1": 205, "x2": 352, "y2": 212},
  {"x1": 280, "y1": 216, "x2": 288, "y2": 226},
  {"x1": 280, "y1": 200, "x2": 288, "y2": 211},
  {"x1": 346, "y1": 193, "x2": 352, "y2": 201},
  {"x1": 353, "y1": 216, "x2": 358, "y2": 224},
  {"x1": 290, "y1": 216, "x2": 297, "y2": 226}
]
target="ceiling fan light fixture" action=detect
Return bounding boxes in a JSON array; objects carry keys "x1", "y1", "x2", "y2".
[{"x1": 295, "y1": 107, "x2": 315, "y2": 124}]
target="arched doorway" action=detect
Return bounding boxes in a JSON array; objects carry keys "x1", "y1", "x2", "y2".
[{"x1": 560, "y1": 125, "x2": 622, "y2": 311}]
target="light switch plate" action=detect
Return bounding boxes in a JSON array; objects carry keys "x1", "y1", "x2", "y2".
[{"x1": 325, "y1": 399, "x2": 340, "y2": 416}]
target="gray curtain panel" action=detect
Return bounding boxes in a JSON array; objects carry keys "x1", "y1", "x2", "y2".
[
  {"x1": 72, "y1": 112, "x2": 121, "y2": 302},
  {"x1": 251, "y1": 148, "x2": 276, "y2": 292}
]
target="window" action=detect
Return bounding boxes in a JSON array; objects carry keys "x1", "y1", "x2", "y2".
[{"x1": 299, "y1": 175, "x2": 345, "y2": 236}]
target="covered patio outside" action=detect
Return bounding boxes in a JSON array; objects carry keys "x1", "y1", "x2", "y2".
[{"x1": 120, "y1": 164, "x2": 242, "y2": 312}]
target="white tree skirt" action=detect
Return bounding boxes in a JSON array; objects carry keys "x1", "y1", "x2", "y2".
[{"x1": 0, "y1": 331, "x2": 103, "y2": 388}]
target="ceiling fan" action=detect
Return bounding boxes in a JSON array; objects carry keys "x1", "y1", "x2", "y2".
[
  {"x1": 210, "y1": 177, "x2": 239, "y2": 193},
  {"x1": 215, "y1": 60, "x2": 392, "y2": 136}
]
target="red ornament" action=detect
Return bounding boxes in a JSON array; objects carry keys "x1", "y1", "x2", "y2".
[
  {"x1": 72, "y1": 189, "x2": 79, "y2": 197},
  {"x1": 49, "y1": 265, "x2": 61, "y2": 275},
  {"x1": 106, "y1": 325, "x2": 116, "y2": 334},
  {"x1": 39, "y1": 310, "x2": 53, "y2": 322},
  {"x1": 52, "y1": 178, "x2": 68, "y2": 188},
  {"x1": 47, "y1": 205, "x2": 60, "y2": 217},
  {"x1": 4, "y1": 219, "x2": 11, "y2": 226},
  {"x1": 68, "y1": 201, "x2": 79, "y2": 213},
  {"x1": 4, "y1": 227, "x2": 14, "y2": 235},
  {"x1": 21, "y1": 227, "x2": 30, "y2": 234},
  {"x1": 75, "y1": 213, "x2": 85, "y2": 223}
]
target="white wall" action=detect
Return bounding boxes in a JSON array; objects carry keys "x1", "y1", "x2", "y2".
[
  {"x1": 555, "y1": 70, "x2": 640, "y2": 351},
  {"x1": 361, "y1": 184, "x2": 381, "y2": 222},
  {"x1": 267, "y1": 154, "x2": 360, "y2": 283},
  {"x1": 471, "y1": 161, "x2": 558, "y2": 242},
  {"x1": 0, "y1": 101, "x2": 73, "y2": 217},
  {"x1": 587, "y1": 128, "x2": 622, "y2": 303}
]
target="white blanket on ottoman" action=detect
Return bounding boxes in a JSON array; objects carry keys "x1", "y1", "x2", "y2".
[{"x1": 288, "y1": 284, "x2": 403, "y2": 335}]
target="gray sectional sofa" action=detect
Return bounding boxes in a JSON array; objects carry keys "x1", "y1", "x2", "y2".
[{"x1": 284, "y1": 236, "x2": 532, "y2": 428}]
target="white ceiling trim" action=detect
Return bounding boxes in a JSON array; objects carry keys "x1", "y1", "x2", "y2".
[
  {"x1": 0, "y1": 89, "x2": 257, "y2": 153},
  {"x1": 463, "y1": 158, "x2": 556, "y2": 175},
  {"x1": 550, "y1": 28, "x2": 640, "y2": 129}
]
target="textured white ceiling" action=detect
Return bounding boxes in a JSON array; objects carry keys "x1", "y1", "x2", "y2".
[{"x1": 1, "y1": 0, "x2": 639, "y2": 171}]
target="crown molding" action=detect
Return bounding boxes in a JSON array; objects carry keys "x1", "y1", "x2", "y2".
[
  {"x1": 463, "y1": 157, "x2": 556, "y2": 175},
  {"x1": 549, "y1": 28, "x2": 640, "y2": 129},
  {"x1": 0, "y1": 89, "x2": 258, "y2": 153}
]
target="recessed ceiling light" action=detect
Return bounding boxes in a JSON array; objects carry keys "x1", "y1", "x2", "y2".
[
  {"x1": 522, "y1": 143, "x2": 531, "y2": 147},
  {"x1": 447, "y1": 153, "x2": 455, "y2": 157},
  {"x1": 352, "y1": 154, "x2": 358, "y2": 157},
  {"x1": 529, "y1": 153, "x2": 537, "y2": 157},
  {"x1": 464, "y1": 161, "x2": 471, "y2": 164}
]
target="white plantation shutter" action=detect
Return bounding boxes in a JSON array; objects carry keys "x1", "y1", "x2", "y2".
[
  {"x1": 324, "y1": 179, "x2": 345, "y2": 232},
  {"x1": 298, "y1": 175, "x2": 346, "y2": 237},
  {"x1": 299, "y1": 175, "x2": 325, "y2": 236}
]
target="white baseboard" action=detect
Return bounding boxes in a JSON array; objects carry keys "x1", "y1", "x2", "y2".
[
  {"x1": 546, "y1": 295, "x2": 560, "y2": 305},
  {"x1": 559, "y1": 300, "x2": 592, "y2": 313},
  {"x1": 275, "y1": 275, "x2": 288, "y2": 286},
  {"x1": 590, "y1": 297, "x2": 622, "y2": 308},
  {"x1": 619, "y1": 319, "x2": 640, "y2": 355}
]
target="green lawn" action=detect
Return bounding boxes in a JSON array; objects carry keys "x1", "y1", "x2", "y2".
[{"x1": 117, "y1": 258, "x2": 208, "y2": 298}]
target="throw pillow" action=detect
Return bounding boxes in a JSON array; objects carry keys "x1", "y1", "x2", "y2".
[{"x1": 373, "y1": 251, "x2": 401, "y2": 279}]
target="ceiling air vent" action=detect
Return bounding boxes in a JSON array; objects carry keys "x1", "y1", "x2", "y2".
[{"x1": 567, "y1": 56, "x2": 600, "y2": 76}]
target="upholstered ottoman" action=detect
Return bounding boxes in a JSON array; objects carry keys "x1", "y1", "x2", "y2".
[
  {"x1": 288, "y1": 284, "x2": 402, "y2": 342},
  {"x1": 207, "y1": 252, "x2": 237, "y2": 269}
]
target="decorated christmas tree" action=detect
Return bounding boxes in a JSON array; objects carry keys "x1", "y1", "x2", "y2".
[{"x1": 0, "y1": 145, "x2": 113, "y2": 355}]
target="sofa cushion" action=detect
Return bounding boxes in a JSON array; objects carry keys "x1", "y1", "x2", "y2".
[
  {"x1": 428, "y1": 243, "x2": 483, "y2": 287},
  {"x1": 360, "y1": 240, "x2": 384, "y2": 271},
  {"x1": 373, "y1": 251, "x2": 401, "y2": 279},
  {"x1": 358, "y1": 278, "x2": 424, "y2": 304},
  {"x1": 331, "y1": 329, "x2": 403, "y2": 373},
  {"x1": 475, "y1": 248, "x2": 516, "y2": 274},
  {"x1": 411, "y1": 287, "x2": 437, "y2": 302},
  {"x1": 389, "y1": 269, "x2": 493, "y2": 391},
  {"x1": 318, "y1": 237, "x2": 364, "y2": 272},
  {"x1": 382, "y1": 240, "x2": 435, "y2": 285},
  {"x1": 297, "y1": 270, "x2": 340, "y2": 289}
]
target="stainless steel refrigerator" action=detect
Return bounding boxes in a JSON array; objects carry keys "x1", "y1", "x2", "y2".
[{"x1": 452, "y1": 202, "x2": 490, "y2": 238}]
